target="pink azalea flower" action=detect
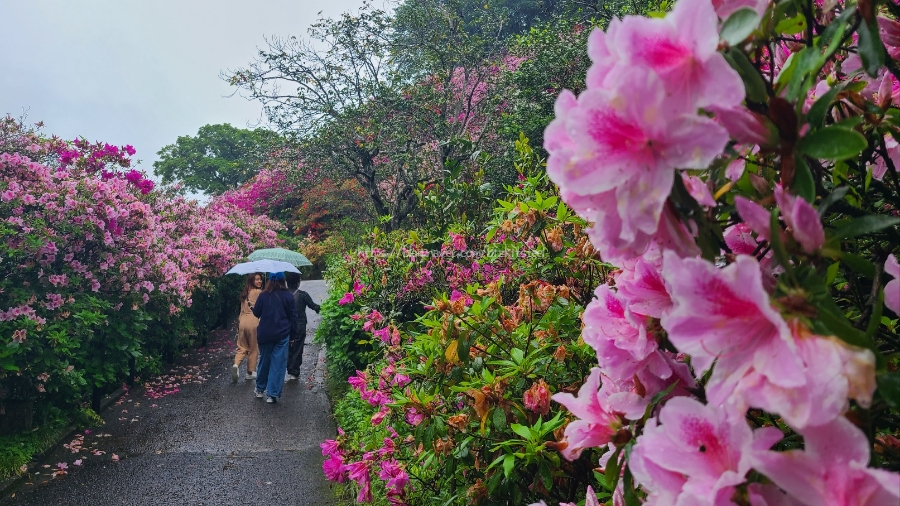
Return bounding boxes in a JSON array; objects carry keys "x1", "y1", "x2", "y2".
[
  {"x1": 371, "y1": 406, "x2": 390, "y2": 425},
  {"x1": 751, "y1": 417, "x2": 900, "y2": 506},
  {"x1": 731, "y1": 323, "x2": 876, "y2": 429},
  {"x1": 405, "y1": 407, "x2": 424, "y2": 426},
  {"x1": 352, "y1": 279, "x2": 365, "y2": 295},
  {"x1": 773, "y1": 187, "x2": 824, "y2": 254},
  {"x1": 872, "y1": 135, "x2": 900, "y2": 182},
  {"x1": 723, "y1": 222, "x2": 758, "y2": 255},
  {"x1": 613, "y1": 248, "x2": 672, "y2": 319},
  {"x1": 346, "y1": 460, "x2": 373, "y2": 503},
  {"x1": 661, "y1": 252, "x2": 797, "y2": 387},
  {"x1": 562, "y1": 189, "x2": 700, "y2": 265},
  {"x1": 551, "y1": 368, "x2": 625, "y2": 460},
  {"x1": 681, "y1": 173, "x2": 718, "y2": 207},
  {"x1": 338, "y1": 292, "x2": 354, "y2": 305},
  {"x1": 663, "y1": 253, "x2": 875, "y2": 428},
  {"x1": 615, "y1": 0, "x2": 745, "y2": 111},
  {"x1": 546, "y1": 66, "x2": 728, "y2": 264},
  {"x1": 630, "y1": 397, "x2": 783, "y2": 505},
  {"x1": 747, "y1": 483, "x2": 804, "y2": 506},
  {"x1": 885, "y1": 254, "x2": 900, "y2": 315},
  {"x1": 712, "y1": 0, "x2": 769, "y2": 18},
  {"x1": 373, "y1": 327, "x2": 391, "y2": 343},
  {"x1": 735, "y1": 196, "x2": 772, "y2": 241},
  {"x1": 322, "y1": 454, "x2": 347, "y2": 483},
  {"x1": 710, "y1": 105, "x2": 780, "y2": 148},
  {"x1": 582, "y1": 285, "x2": 671, "y2": 394}
]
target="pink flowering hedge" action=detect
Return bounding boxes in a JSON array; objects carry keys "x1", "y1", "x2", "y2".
[
  {"x1": 0, "y1": 118, "x2": 279, "y2": 421},
  {"x1": 320, "y1": 0, "x2": 900, "y2": 504}
]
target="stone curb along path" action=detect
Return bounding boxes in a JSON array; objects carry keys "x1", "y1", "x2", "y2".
[{"x1": 2, "y1": 280, "x2": 337, "y2": 506}]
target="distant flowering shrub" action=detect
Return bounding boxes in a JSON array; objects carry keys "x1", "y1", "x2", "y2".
[{"x1": 0, "y1": 118, "x2": 280, "y2": 418}]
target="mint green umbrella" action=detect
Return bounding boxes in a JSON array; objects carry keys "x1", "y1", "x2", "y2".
[{"x1": 247, "y1": 248, "x2": 313, "y2": 267}]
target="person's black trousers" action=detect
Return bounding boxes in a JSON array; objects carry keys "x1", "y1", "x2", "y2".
[{"x1": 287, "y1": 324, "x2": 307, "y2": 376}]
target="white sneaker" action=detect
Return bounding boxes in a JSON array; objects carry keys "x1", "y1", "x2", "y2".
[
  {"x1": 231, "y1": 365, "x2": 239, "y2": 383},
  {"x1": 245, "y1": 372, "x2": 257, "y2": 380},
  {"x1": 255, "y1": 390, "x2": 265, "y2": 399},
  {"x1": 286, "y1": 374, "x2": 298, "y2": 380},
  {"x1": 266, "y1": 396, "x2": 277, "y2": 403}
]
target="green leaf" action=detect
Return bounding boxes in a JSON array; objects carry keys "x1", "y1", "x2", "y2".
[
  {"x1": 724, "y1": 48, "x2": 769, "y2": 103},
  {"x1": 817, "y1": 186, "x2": 849, "y2": 217},
  {"x1": 492, "y1": 407, "x2": 507, "y2": 431},
  {"x1": 538, "y1": 459, "x2": 553, "y2": 491},
  {"x1": 510, "y1": 423, "x2": 532, "y2": 440},
  {"x1": 877, "y1": 371, "x2": 900, "y2": 410},
  {"x1": 797, "y1": 127, "x2": 867, "y2": 160},
  {"x1": 502, "y1": 454, "x2": 515, "y2": 479},
  {"x1": 791, "y1": 157, "x2": 816, "y2": 203},
  {"x1": 830, "y1": 215, "x2": 900, "y2": 241},
  {"x1": 720, "y1": 8, "x2": 760, "y2": 45},
  {"x1": 816, "y1": 303, "x2": 873, "y2": 349},
  {"x1": 775, "y1": 13, "x2": 807, "y2": 35},
  {"x1": 865, "y1": 290, "x2": 883, "y2": 341},
  {"x1": 838, "y1": 252, "x2": 876, "y2": 279},
  {"x1": 825, "y1": 261, "x2": 840, "y2": 285},
  {"x1": 623, "y1": 468, "x2": 640, "y2": 506},
  {"x1": 604, "y1": 445, "x2": 625, "y2": 490},
  {"x1": 775, "y1": 50, "x2": 799, "y2": 91},
  {"x1": 857, "y1": 18, "x2": 886, "y2": 78}
]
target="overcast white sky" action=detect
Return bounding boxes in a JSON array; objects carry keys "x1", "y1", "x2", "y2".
[{"x1": 0, "y1": 0, "x2": 371, "y2": 180}]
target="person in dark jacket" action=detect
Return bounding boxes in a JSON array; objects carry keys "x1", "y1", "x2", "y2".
[
  {"x1": 285, "y1": 272, "x2": 321, "y2": 380},
  {"x1": 251, "y1": 271, "x2": 297, "y2": 403}
]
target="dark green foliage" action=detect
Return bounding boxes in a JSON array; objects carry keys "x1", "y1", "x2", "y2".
[{"x1": 153, "y1": 124, "x2": 282, "y2": 195}]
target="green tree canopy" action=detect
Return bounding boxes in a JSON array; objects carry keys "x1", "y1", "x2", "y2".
[{"x1": 153, "y1": 123, "x2": 281, "y2": 195}]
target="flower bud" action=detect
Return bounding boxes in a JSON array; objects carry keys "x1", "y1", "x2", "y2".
[{"x1": 711, "y1": 106, "x2": 780, "y2": 149}]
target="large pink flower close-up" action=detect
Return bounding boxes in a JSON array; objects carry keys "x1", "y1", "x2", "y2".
[
  {"x1": 751, "y1": 417, "x2": 900, "y2": 506},
  {"x1": 615, "y1": 0, "x2": 746, "y2": 111},
  {"x1": 630, "y1": 397, "x2": 783, "y2": 505},
  {"x1": 546, "y1": 63, "x2": 729, "y2": 263}
]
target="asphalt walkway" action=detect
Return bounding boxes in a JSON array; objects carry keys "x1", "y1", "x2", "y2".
[{"x1": 2, "y1": 280, "x2": 336, "y2": 506}]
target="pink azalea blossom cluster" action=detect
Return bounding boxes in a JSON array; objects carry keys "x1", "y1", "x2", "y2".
[
  {"x1": 0, "y1": 126, "x2": 280, "y2": 393},
  {"x1": 542, "y1": 0, "x2": 900, "y2": 504},
  {"x1": 219, "y1": 167, "x2": 291, "y2": 214},
  {"x1": 328, "y1": 360, "x2": 414, "y2": 503},
  {"x1": 54, "y1": 138, "x2": 154, "y2": 194}
]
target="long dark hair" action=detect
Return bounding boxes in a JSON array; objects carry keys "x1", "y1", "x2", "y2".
[
  {"x1": 264, "y1": 278, "x2": 288, "y2": 293},
  {"x1": 240, "y1": 273, "x2": 263, "y2": 301}
]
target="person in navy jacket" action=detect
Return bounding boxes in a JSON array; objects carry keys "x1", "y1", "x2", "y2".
[{"x1": 251, "y1": 271, "x2": 297, "y2": 403}]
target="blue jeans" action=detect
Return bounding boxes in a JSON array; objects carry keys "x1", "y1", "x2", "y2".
[{"x1": 255, "y1": 336, "x2": 289, "y2": 399}]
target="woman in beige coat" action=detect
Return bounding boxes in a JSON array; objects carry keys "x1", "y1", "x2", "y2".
[{"x1": 232, "y1": 273, "x2": 263, "y2": 382}]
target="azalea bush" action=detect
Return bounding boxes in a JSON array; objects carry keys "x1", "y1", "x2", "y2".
[
  {"x1": 321, "y1": 142, "x2": 620, "y2": 504},
  {"x1": 0, "y1": 118, "x2": 279, "y2": 429},
  {"x1": 317, "y1": 139, "x2": 560, "y2": 385},
  {"x1": 533, "y1": 0, "x2": 900, "y2": 502},
  {"x1": 321, "y1": 0, "x2": 900, "y2": 504}
]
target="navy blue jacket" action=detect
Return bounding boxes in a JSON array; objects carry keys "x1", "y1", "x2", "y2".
[{"x1": 252, "y1": 289, "x2": 297, "y2": 344}]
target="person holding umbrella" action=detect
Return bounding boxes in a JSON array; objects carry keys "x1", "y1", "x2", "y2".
[
  {"x1": 232, "y1": 273, "x2": 263, "y2": 383},
  {"x1": 251, "y1": 271, "x2": 297, "y2": 403}
]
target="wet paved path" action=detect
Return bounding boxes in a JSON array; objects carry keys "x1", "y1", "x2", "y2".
[{"x1": 3, "y1": 280, "x2": 336, "y2": 506}]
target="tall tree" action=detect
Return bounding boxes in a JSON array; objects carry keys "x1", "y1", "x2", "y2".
[{"x1": 153, "y1": 123, "x2": 280, "y2": 195}]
